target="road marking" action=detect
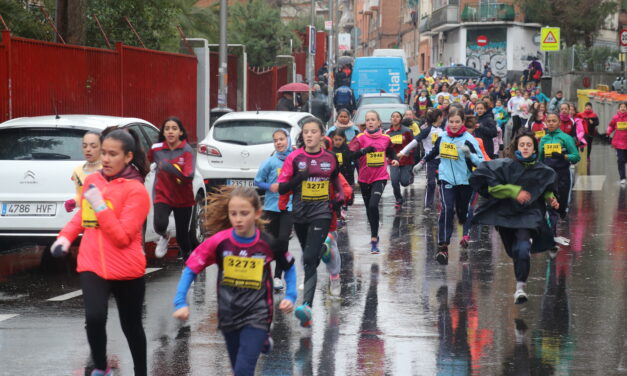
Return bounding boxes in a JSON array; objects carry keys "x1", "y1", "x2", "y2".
[
  {"x1": 573, "y1": 175, "x2": 606, "y2": 191},
  {"x1": 47, "y1": 268, "x2": 162, "y2": 302},
  {"x1": 0, "y1": 314, "x2": 19, "y2": 322}
]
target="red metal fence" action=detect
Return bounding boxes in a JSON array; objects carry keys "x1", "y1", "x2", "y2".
[
  {"x1": 0, "y1": 31, "x2": 198, "y2": 141},
  {"x1": 247, "y1": 66, "x2": 288, "y2": 111}
]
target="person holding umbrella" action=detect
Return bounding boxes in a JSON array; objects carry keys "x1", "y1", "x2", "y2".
[{"x1": 276, "y1": 83, "x2": 312, "y2": 112}]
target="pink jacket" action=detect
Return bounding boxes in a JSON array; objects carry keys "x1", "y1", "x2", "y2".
[
  {"x1": 348, "y1": 130, "x2": 394, "y2": 184},
  {"x1": 607, "y1": 111, "x2": 627, "y2": 150}
]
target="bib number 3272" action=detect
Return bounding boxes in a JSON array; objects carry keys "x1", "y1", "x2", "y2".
[
  {"x1": 301, "y1": 180, "x2": 329, "y2": 201},
  {"x1": 222, "y1": 255, "x2": 264, "y2": 290}
]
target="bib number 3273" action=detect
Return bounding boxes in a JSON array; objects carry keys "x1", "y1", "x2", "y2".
[{"x1": 222, "y1": 255, "x2": 264, "y2": 290}]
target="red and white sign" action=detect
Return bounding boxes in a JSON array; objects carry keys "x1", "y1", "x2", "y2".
[
  {"x1": 621, "y1": 29, "x2": 627, "y2": 53},
  {"x1": 476, "y1": 35, "x2": 488, "y2": 47}
]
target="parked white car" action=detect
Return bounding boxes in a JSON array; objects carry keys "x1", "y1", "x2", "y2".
[
  {"x1": 0, "y1": 115, "x2": 207, "y2": 247},
  {"x1": 196, "y1": 111, "x2": 312, "y2": 188}
]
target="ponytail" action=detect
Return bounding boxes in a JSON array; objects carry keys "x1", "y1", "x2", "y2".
[
  {"x1": 101, "y1": 127, "x2": 150, "y2": 178},
  {"x1": 203, "y1": 186, "x2": 267, "y2": 236}
]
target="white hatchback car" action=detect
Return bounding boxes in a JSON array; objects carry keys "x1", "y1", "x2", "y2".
[
  {"x1": 197, "y1": 111, "x2": 312, "y2": 188},
  {"x1": 0, "y1": 115, "x2": 207, "y2": 247}
]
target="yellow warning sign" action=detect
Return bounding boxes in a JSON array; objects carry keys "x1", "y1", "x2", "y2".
[{"x1": 541, "y1": 27, "x2": 560, "y2": 51}]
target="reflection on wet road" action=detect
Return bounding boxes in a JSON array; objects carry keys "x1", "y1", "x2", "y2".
[{"x1": 0, "y1": 145, "x2": 626, "y2": 375}]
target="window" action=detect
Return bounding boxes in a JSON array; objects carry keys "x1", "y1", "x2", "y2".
[
  {"x1": 213, "y1": 120, "x2": 291, "y2": 146},
  {"x1": 0, "y1": 128, "x2": 85, "y2": 160},
  {"x1": 127, "y1": 124, "x2": 152, "y2": 153}
]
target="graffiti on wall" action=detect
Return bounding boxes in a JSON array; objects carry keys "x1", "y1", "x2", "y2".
[{"x1": 466, "y1": 28, "x2": 507, "y2": 77}]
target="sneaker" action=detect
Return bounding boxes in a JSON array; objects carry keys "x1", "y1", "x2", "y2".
[
  {"x1": 435, "y1": 244, "x2": 448, "y2": 265},
  {"x1": 460, "y1": 235, "x2": 470, "y2": 249},
  {"x1": 554, "y1": 236, "x2": 570, "y2": 246},
  {"x1": 370, "y1": 239, "x2": 381, "y2": 254},
  {"x1": 273, "y1": 277, "x2": 284, "y2": 291},
  {"x1": 261, "y1": 335, "x2": 274, "y2": 354},
  {"x1": 394, "y1": 201, "x2": 402, "y2": 209},
  {"x1": 91, "y1": 368, "x2": 113, "y2": 376},
  {"x1": 514, "y1": 289, "x2": 528, "y2": 304},
  {"x1": 321, "y1": 235, "x2": 333, "y2": 263},
  {"x1": 329, "y1": 275, "x2": 341, "y2": 297},
  {"x1": 423, "y1": 207, "x2": 432, "y2": 214},
  {"x1": 548, "y1": 247, "x2": 559, "y2": 259},
  {"x1": 155, "y1": 236, "x2": 170, "y2": 258},
  {"x1": 340, "y1": 208, "x2": 347, "y2": 220},
  {"x1": 459, "y1": 249, "x2": 469, "y2": 262},
  {"x1": 295, "y1": 304, "x2": 312, "y2": 327},
  {"x1": 620, "y1": 179, "x2": 626, "y2": 187}
]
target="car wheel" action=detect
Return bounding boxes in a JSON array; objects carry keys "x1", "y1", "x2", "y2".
[{"x1": 189, "y1": 191, "x2": 206, "y2": 249}]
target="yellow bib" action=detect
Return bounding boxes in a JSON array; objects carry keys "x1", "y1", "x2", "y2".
[
  {"x1": 544, "y1": 143, "x2": 562, "y2": 155},
  {"x1": 81, "y1": 199, "x2": 113, "y2": 228},
  {"x1": 419, "y1": 103, "x2": 427, "y2": 110},
  {"x1": 301, "y1": 180, "x2": 329, "y2": 201},
  {"x1": 431, "y1": 132, "x2": 439, "y2": 144},
  {"x1": 277, "y1": 168, "x2": 281, "y2": 176},
  {"x1": 336, "y1": 153, "x2": 343, "y2": 164},
  {"x1": 617, "y1": 121, "x2": 627, "y2": 130},
  {"x1": 440, "y1": 142, "x2": 459, "y2": 160},
  {"x1": 534, "y1": 130, "x2": 546, "y2": 139},
  {"x1": 222, "y1": 255, "x2": 264, "y2": 290},
  {"x1": 366, "y1": 151, "x2": 385, "y2": 167},
  {"x1": 391, "y1": 134, "x2": 403, "y2": 145}
]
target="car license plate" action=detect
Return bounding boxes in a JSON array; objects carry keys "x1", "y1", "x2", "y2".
[
  {"x1": 227, "y1": 179, "x2": 255, "y2": 187},
  {"x1": 1, "y1": 202, "x2": 57, "y2": 216}
]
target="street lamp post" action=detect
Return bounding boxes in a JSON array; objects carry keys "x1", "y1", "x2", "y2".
[{"x1": 218, "y1": 0, "x2": 228, "y2": 108}]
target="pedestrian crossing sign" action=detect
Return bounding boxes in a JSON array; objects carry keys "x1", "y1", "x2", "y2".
[{"x1": 541, "y1": 27, "x2": 560, "y2": 51}]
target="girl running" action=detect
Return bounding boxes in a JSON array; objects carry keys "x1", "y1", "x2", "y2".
[
  {"x1": 386, "y1": 111, "x2": 415, "y2": 208},
  {"x1": 416, "y1": 107, "x2": 484, "y2": 265},
  {"x1": 558, "y1": 103, "x2": 587, "y2": 148},
  {"x1": 326, "y1": 108, "x2": 361, "y2": 143},
  {"x1": 277, "y1": 117, "x2": 345, "y2": 327},
  {"x1": 349, "y1": 110, "x2": 399, "y2": 254},
  {"x1": 527, "y1": 106, "x2": 548, "y2": 141},
  {"x1": 576, "y1": 102, "x2": 600, "y2": 160},
  {"x1": 149, "y1": 117, "x2": 196, "y2": 259},
  {"x1": 254, "y1": 129, "x2": 293, "y2": 291},
  {"x1": 173, "y1": 186, "x2": 297, "y2": 376},
  {"x1": 51, "y1": 129, "x2": 151, "y2": 376},
  {"x1": 414, "y1": 89, "x2": 433, "y2": 118},
  {"x1": 399, "y1": 108, "x2": 445, "y2": 213},
  {"x1": 606, "y1": 102, "x2": 627, "y2": 186},
  {"x1": 470, "y1": 132, "x2": 559, "y2": 304},
  {"x1": 474, "y1": 101, "x2": 498, "y2": 158},
  {"x1": 64, "y1": 132, "x2": 102, "y2": 212}
]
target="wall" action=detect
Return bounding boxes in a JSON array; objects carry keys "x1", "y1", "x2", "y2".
[
  {"x1": 465, "y1": 26, "x2": 507, "y2": 77},
  {"x1": 440, "y1": 28, "x2": 463, "y2": 66},
  {"x1": 551, "y1": 72, "x2": 617, "y2": 102},
  {"x1": 506, "y1": 25, "x2": 540, "y2": 73}
]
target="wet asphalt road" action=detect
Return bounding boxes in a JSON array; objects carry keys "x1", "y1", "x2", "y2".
[{"x1": 0, "y1": 142, "x2": 626, "y2": 375}]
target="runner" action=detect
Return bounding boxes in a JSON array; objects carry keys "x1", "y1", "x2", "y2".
[
  {"x1": 349, "y1": 110, "x2": 400, "y2": 254},
  {"x1": 64, "y1": 131, "x2": 102, "y2": 213},
  {"x1": 172, "y1": 186, "x2": 297, "y2": 376},
  {"x1": 605, "y1": 102, "x2": 627, "y2": 186},
  {"x1": 277, "y1": 116, "x2": 345, "y2": 327},
  {"x1": 326, "y1": 108, "x2": 361, "y2": 143},
  {"x1": 576, "y1": 102, "x2": 600, "y2": 160},
  {"x1": 254, "y1": 129, "x2": 293, "y2": 291},
  {"x1": 399, "y1": 108, "x2": 445, "y2": 213},
  {"x1": 329, "y1": 129, "x2": 357, "y2": 223},
  {"x1": 538, "y1": 113, "x2": 580, "y2": 235},
  {"x1": 470, "y1": 131, "x2": 559, "y2": 304},
  {"x1": 415, "y1": 107, "x2": 484, "y2": 265},
  {"x1": 386, "y1": 111, "x2": 415, "y2": 208},
  {"x1": 50, "y1": 128, "x2": 151, "y2": 376},
  {"x1": 149, "y1": 117, "x2": 196, "y2": 259}
]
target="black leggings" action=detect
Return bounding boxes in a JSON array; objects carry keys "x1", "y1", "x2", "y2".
[
  {"x1": 294, "y1": 219, "x2": 331, "y2": 306},
  {"x1": 263, "y1": 210, "x2": 293, "y2": 279},
  {"x1": 497, "y1": 228, "x2": 531, "y2": 283},
  {"x1": 154, "y1": 203, "x2": 193, "y2": 258},
  {"x1": 359, "y1": 180, "x2": 387, "y2": 239},
  {"x1": 80, "y1": 272, "x2": 146, "y2": 375}
]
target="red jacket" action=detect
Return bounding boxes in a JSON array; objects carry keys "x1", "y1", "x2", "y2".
[
  {"x1": 59, "y1": 171, "x2": 150, "y2": 280},
  {"x1": 148, "y1": 140, "x2": 195, "y2": 207},
  {"x1": 607, "y1": 111, "x2": 627, "y2": 150}
]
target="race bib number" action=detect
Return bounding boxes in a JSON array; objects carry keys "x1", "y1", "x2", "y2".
[
  {"x1": 366, "y1": 152, "x2": 385, "y2": 167},
  {"x1": 617, "y1": 121, "x2": 627, "y2": 130},
  {"x1": 391, "y1": 134, "x2": 403, "y2": 145},
  {"x1": 544, "y1": 143, "x2": 562, "y2": 155},
  {"x1": 81, "y1": 199, "x2": 113, "y2": 228},
  {"x1": 276, "y1": 168, "x2": 281, "y2": 177},
  {"x1": 431, "y1": 132, "x2": 439, "y2": 144},
  {"x1": 301, "y1": 180, "x2": 329, "y2": 201},
  {"x1": 222, "y1": 255, "x2": 264, "y2": 290},
  {"x1": 534, "y1": 130, "x2": 546, "y2": 139},
  {"x1": 440, "y1": 142, "x2": 459, "y2": 160},
  {"x1": 336, "y1": 153, "x2": 343, "y2": 164},
  {"x1": 496, "y1": 113, "x2": 504, "y2": 120},
  {"x1": 419, "y1": 103, "x2": 427, "y2": 110}
]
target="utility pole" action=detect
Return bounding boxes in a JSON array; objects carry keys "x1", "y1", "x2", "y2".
[
  {"x1": 327, "y1": 0, "x2": 334, "y2": 120},
  {"x1": 308, "y1": 0, "x2": 315, "y2": 113},
  {"x1": 218, "y1": 0, "x2": 228, "y2": 108}
]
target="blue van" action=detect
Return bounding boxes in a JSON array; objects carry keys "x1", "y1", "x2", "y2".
[{"x1": 350, "y1": 56, "x2": 407, "y2": 101}]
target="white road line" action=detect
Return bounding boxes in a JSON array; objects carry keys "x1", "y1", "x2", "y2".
[
  {"x1": 573, "y1": 175, "x2": 606, "y2": 191},
  {"x1": 0, "y1": 314, "x2": 19, "y2": 322},
  {"x1": 47, "y1": 267, "x2": 163, "y2": 302}
]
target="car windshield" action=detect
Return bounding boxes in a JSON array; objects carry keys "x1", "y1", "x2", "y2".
[
  {"x1": 359, "y1": 97, "x2": 402, "y2": 106},
  {"x1": 213, "y1": 120, "x2": 290, "y2": 146},
  {"x1": 353, "y1": 108, "x2": 405, "y2": 125},
  {"x1": 0, "y1": 127, "x2": 85, "y2": 160}
]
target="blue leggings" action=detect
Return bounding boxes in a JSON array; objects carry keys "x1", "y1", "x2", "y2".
[{"x1": 222, "y1": 326, "x2": 268, "y2": 376}]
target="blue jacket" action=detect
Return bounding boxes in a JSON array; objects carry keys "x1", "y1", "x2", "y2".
[
  {"x1": 255, "y1": 154, "x2": 293, "y2": 212},
  {"x1": 423, "y1": 131, "x2": 484, "y2": 185}
]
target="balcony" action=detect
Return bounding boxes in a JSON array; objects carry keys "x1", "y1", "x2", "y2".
[
  {"x1": 419, "y1": 15, "x2": 430, "y2": 33},
  {"x1": 430, "y1": 5, "x2": 459, "y2": 31},
  {"x1": 461, "y1": 4, "x2": 515, "y2": 22}
]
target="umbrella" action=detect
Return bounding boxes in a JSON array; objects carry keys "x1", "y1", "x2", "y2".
[
  {"x1": 278, "y1": 82, "x2": 311, "y2": 92},
  {"x1": 337, "y1": 56, "x2": 354, "y2": 67}
]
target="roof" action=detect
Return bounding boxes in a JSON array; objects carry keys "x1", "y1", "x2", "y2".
[
  {"x1": 214, "y1": 111, "x2": 313, "y2": 123},
  {"x1": 0, "y1": 115, "x2": 154, "y2": 130}
]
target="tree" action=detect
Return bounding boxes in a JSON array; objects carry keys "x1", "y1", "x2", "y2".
[
  {"x1": 0, "y1": 0, "x2": 53, "y2": 40},
  {"x1": 520, "y1": 0, "x2": 619, "y2": 47}
]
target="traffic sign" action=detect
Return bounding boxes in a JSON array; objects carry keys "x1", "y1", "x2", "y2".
[
  {"x1": 620, "y1": 29, "x2": 627, "y2": 53},
  {"x1": 541, "y1": 27, "x2": 560, "y2": 51},
  {"x1": 308, "y1": 25, "x2": 316, "y2": 54},
  {"x1": 476, "y1": 35, "x2": 488, "y2": 47}
]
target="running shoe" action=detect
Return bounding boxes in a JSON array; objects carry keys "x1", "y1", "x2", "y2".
[
  {"x1": 155, "y1": 235, "x2": 170, "y2": 258},
  {"x1": 548, "y1": 247, "x2": 559, "y2": 259},
  {"x1": 370, "y1": 239, "x2": 381, "y2": 254},
  {"x1": 553, "y1": 236, "x2": 570, "y2": 246},
  {"x1": 460, "y1": 235, "x2": 470, "y2": 249},
  {"x1": 295, "y1": 304, "x2": 312, "y2": 327},
  {"x1": 321, "y1": 235, "x2": 333, "y2": 263},
  {"x1": 273, "y1": 277, "x2": 284, "y2": 291},
  {"x1": 514, "y1": 289, "x2": 528, "y2": 304},
  {"x1": 329, "y1": 275, "x2": 341, "y2": 297},
  {"x1": 435, "y1": 244, "x2": 448, "y2": 265},
  {"x1": 620, "y1": 179, "x2": 626, "y2": 187},
  {"x1": 261, "y1": 335, "x2": 274, "y2": 354},
  {"x1": 423, "y1": 207, "x2": 432, "y2": 214},
  {"x1": 90, "y1": 368, "x2": 113, "y2": 376},
  {"x1": 459, "y1": 249, "x2": 469, "y2": 262},
  {"x1": 340, "y1": 208, "x2": 348, "y2": 220}
]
